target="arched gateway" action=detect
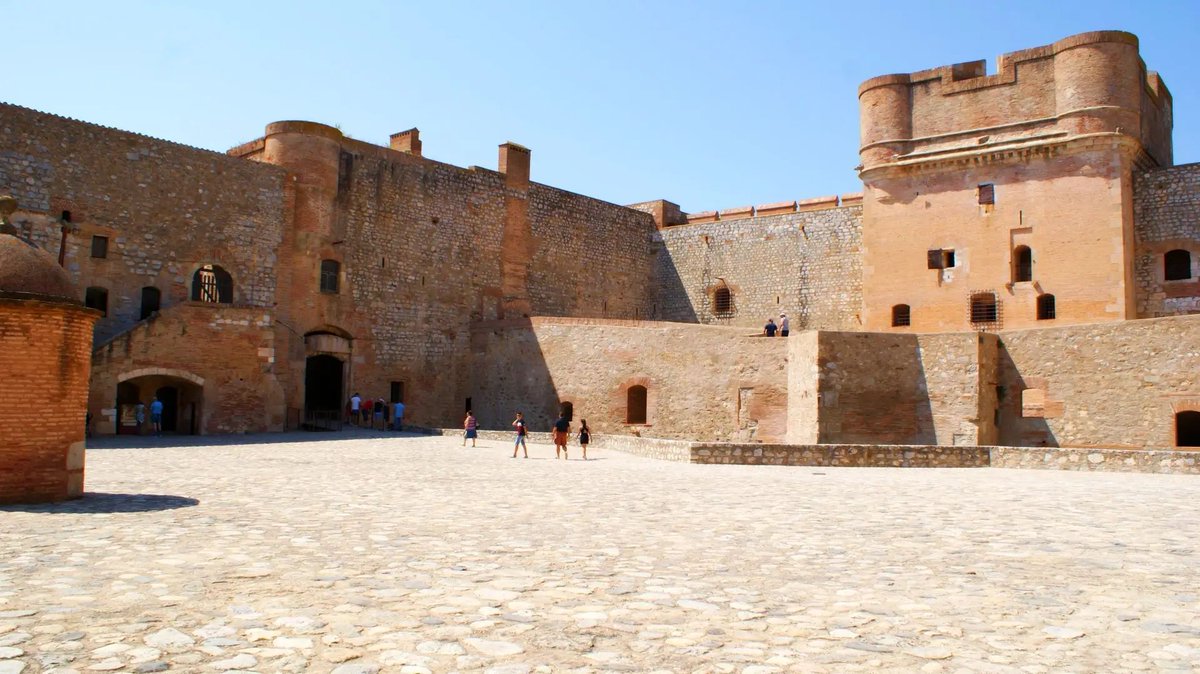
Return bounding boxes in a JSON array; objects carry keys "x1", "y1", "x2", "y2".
[{"x1": 304, "y1": 330, "x2": 351, "y2": 430}]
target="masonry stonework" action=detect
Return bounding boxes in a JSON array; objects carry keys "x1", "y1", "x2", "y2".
[{"x1": 1, "y1": 29, "x2": 1197, "y2": 458}]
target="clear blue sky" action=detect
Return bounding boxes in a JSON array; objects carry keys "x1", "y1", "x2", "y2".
[{"x1": 5, "y1": 1, "x2": 1199, "y2": 213}]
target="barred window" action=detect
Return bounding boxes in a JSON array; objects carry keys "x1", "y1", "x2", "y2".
[
  {"x1": 1036, "y1": 294, "x2": 1056, "y2": 320},
  {"x1": 891, "y1": 304, "x2": 911, "y2": 327},
  {"x1": 713, "y1": 287, "x2": 732, "y2": 315},
  {"x1": 192, "y1": 264, "x2": 233, "y2": 304},
  {"x1": 970, "y1": 292, "x2": 998, "y2": 324}
]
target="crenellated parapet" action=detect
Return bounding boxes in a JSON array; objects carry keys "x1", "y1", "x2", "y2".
[{"x1": 858, "y1": 30, "x2": 1173, "y2": 175}]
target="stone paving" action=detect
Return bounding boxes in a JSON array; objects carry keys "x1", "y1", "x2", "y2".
[{"x1": 2, "y1": 432, "x2": 1200, "y2": 673}]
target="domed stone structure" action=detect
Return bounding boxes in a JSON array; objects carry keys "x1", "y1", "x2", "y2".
[{"x1": 0, "y1": 196, "x2": 99, "y2": 504}]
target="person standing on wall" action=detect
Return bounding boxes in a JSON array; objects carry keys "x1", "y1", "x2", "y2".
[
  {"x1": 149, "y1": 396, "x2": 164, "y2": 437},
  {"x1": 511, "y1": 412, "x2": 529, "y2": 458},
  {"x1": 350, "y1": 392, "x2": 362, "y2": 426},
  {"x1": 578, "y1": 419, "x2": 591, "y2": 461},
  {"x1": 463, "y1": 410, "x2": 478, "y2": 447},
  {"x1": 763, "y1": 318, "x2": 778, "y2": 337},
  {"x1": 779, "y1": 313, "x2": 790, "y2": 337},
  {"x1": 553, "y1": 412, "x2": 570, "y2": 459},
  {"x1": 393, "y1": 398, "x2": 406, "y2": 432}
]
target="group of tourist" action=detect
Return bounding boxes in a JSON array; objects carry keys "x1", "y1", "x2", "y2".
[
  {"x1": 347, "y1": 392, "x2": 405, "y2": 431},
  {"x1": 763, "y1": 312, "x2": 790, "y2": 337},
  {"x1": 132, "y1": 397, "x2": 165, "y2": 436},
  {"x1": 460, "y1": 410, "x2": 593, "y2": 459}
]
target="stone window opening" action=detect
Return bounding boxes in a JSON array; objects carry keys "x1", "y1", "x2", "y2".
[
  {"x1": 139, "y1": 286, "x2": 161, "y2": 320},
  {"x1": 927, "y1": 248, "x2": 955, "y2": 269},
  {"x1": 1164, "y1": 249, "x2": 1192, "y2": 281},
  {"x1": 1036, "y1": 294, "x2": 1056, "y2": 320},
  {"x1": 1013, "y1": 246, "x2": 1033, "y2": 282},
  {"x1": 626, "y1": 385, "x2": 648, "y2": 424},
  {"x1": 191, "y1": 264, "x2": 233, "y2": 304},
  {"x1": 84, "y1": 286, "x2": 108, "y2": 316},
  {"x1": 90, "y1": 235, "x2": 108, "y2": 259},
  {"x1": 1176, "y1": 410, "x2": 1200, "y2": 448},
  {"x1": 390, "y1": 381, "x2": 405, "y2": 404},
  {"x1": 978, "y1": 184, "x2": 995, "y2": 205},
  {"x1": 969, "y1": 292, "x2": 998, "y2": 325},
  {"x1": 320, "y1": 259, "x2": 340, "y2": 294},
  {"x1": 891, "y1": 304, "x2": 911, "y2": 327},
  {"x1": 712, "y1": 286, "x2": 733, "y2": 316}
]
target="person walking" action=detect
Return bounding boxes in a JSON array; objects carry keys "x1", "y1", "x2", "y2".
[
  {"x1": 779, "y1": 312, "x2": 790, "y2": 337},
  {"x1": 350, "y1": 392, "x2": 362, "y2": 425},
  {"x1": 393, "y1": 399, "x2": 406, "y2": 432},
  {"x1": 553, "y1": 412, "x2": 570, "y2": 459},
  {"x1": 511, "y1": 412, "x2": 529, "y2": 458},
  {"x1": 463, "y1": 410, "x2": 478, "y2": 447},
  {"x1": 763, "y1": 318, "x2": 778, "y2": 337},
  {"x1": 134, "y1": 400, "x2": 146, "y2": 435},
  {"x1": 578, "y1": 419, "x2": 591, "y2": 460},
  {"x1": 149, "y1": 396, "x2": 164, "y2": 436}
]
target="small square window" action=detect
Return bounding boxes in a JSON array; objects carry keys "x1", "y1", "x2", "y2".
[
  {"x1": 91, "y1": 235, "x2": 108, "y2": 259},
  {"x1": 978, "y1": 184, "x2": 995, "y2": 205},
  {"x1": 943, "y1": 250, "x2": 956, "y2": 268}
]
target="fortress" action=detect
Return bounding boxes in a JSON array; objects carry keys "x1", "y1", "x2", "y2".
[{"x1": 2, "y1": 30, "x2": 1198, "y2": 451}]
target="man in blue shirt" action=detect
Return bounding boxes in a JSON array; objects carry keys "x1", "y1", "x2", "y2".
[
  {"x1": 150, "y1": 397, "x2": 164, "y2": 436},
  {"x1": 392, "y1": 401, "x2": 405, "y2": 431},
  {"x1": 763, "y1": 318, "x2": 778, "y2": 337}
]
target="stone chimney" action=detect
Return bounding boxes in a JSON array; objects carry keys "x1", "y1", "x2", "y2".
[
  {"x1": 498, "y1": 142, "x2": 531, "y2": 189},
  {"x1": 389, "y1": 128, "x2": 422, "y2": 156}
]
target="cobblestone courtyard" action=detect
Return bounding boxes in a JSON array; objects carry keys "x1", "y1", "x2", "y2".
[{"x1": 2, "y1": 434, "x2": 1200, "y2": 673}]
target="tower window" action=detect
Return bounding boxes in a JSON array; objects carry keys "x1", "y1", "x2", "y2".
[
  {"x1": 1165, "y1": 249, "x2": 1192, "y2": 281},
  {"x1": 1013, "y1": 246, "x2": 1033, "y2": 282},
  {"x1": 1036, "y1": 294, "x2": 1056, "y2": 320},
  {"x1": 978, "y1": 184, "x2": 995, "y2": 205},
  {"x1": 891, "y1": 304, "x2": 911, "y2": 327},
  {"x1": 320, "y1": 259, "x2": 340, "y2": 293},
  {"x1": 91, "y1": 235, "x2": 108, "y2": 259},
  {"x1": 927, "y1": 249, "x2": 955, "y2": 269},
  {"x1": 970, "y1": 292, "x2": 998, "y2": 324}
]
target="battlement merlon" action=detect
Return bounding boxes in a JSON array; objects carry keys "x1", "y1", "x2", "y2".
[{"x1": 857, "y1": 30, "x2": 1173, "y2": 174}]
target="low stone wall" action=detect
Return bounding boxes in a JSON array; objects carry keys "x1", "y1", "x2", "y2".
[
  {"x1": 692, "y1": 443, "x2": 990, "y2": 467},
  {"x1": 430, "y1": 428, "x2": 694, "y2": 462},
  {"x1": 428, "y1": 428, "x2": 1200, "y2": 474},
  {"x1": 991, "y1": 446, "x2": 1200, "y2": 474}
]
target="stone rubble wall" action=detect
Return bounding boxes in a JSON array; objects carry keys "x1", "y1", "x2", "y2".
[
  {"x1": 990, "y1": 446, "x2": 1200, "y2": 474},
  {"x1": 0, "y1": 102, "x2": 287, "y2": 345},
  {"x1": 692, "y1": 443, "x2": 990, "y2": 467},
  {"x1": 653, "y1": 205, "x2": 863, "y2": 329},
  {"x1": 996, "y1": 313, "x2": 1200, "y2": 449},
  {"x1": 1133, "y1": 162, "x2": 1200, "y2": 317},
  {"x1": 89, "y1": 303, "x2": 282, "y2": 435}
]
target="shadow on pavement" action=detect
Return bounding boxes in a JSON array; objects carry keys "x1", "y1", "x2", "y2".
[{"x1": 1, "y1": 493, "x2": 200, "y2": 514}]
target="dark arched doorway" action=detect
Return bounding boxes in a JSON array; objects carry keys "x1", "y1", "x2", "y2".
[
  {"x1": 1177, "y1": 411, "x2": 1200, "y2": 448},
  {"x1": 305, "y1": 355, "x2": 344, "y2": 429},
  {"x1": 156, "y1": 386, "x2": 179, "y2": 433}
]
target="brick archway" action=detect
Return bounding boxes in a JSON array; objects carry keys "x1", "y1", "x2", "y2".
[{"x1": 118, "y1": 368, "x2": 204, "y2": 387}]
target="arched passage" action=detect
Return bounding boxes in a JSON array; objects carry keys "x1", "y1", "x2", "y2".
[
  {"x1": 1177, "y1": 411, "x2": 1200, "y2": 448},
  {"x1": 115, "y1": 373, "x2": 203, "y2": 435}
]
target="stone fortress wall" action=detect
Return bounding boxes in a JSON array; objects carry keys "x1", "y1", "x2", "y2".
[
  {"x1": 1134, "y1": 162, "x2": 1200, "y2": 317},
  {"x1": 0, "y1": 102, "x2": 287, "y2": 345},
  {"x1": 0, "y1": 29, "x2": 1197, "y2": 450},
  {"x1": 648, "y1": 196, "x2": 864, "y2": 330}
]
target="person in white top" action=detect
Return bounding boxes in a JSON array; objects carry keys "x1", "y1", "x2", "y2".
[
  {"x1": 779, "y1": 313, "x2": 790, "y2": 337},
  {"x1": 350, "y1": 393, "x2": 362, "y2": 425}
]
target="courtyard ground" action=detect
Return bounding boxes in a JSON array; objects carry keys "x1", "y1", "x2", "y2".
[{"x1": 2, "y1": 432, "x2": 1200, "y2": 673}]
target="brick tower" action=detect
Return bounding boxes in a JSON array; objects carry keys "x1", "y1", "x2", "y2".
[
  {"x1": 0, "y1": 196, "x2": 99, "y2": 504},
  {"x1": 858, "y1": 31, "x2": 1172, "y2": 332}
]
